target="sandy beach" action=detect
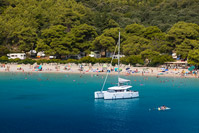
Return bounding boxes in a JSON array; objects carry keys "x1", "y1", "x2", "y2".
[{"x1": 0, "y1": 63, "x2": 198, "y2": 78}]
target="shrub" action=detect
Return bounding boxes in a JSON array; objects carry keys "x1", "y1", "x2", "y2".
[
  {"x1": 149, "y1": 54, "x2": 174, "y2": 66},
  {"x1": 126, "y1": 55, "x2": 144, "y2": 66},
  {"x1": 36, "y1": 59, "x2": 47, "y2": 64},
  {"x1": 66, "y1": 59, "x2": 78, "y2": 64},
  {"x1": 0, "y1": 56, "x2": 9, "y2": 63},
  {"x1": 79, "y1": 56, "x2": 96, "y2": 64},
  {"x1": 120, "y1": 57, "x2": 128, "y2": 65},
  {"x1": 19, "y1": 58, "x2": 36, "y2": 65},
  {"x1": 96, "y1": 58, "x2": 111, "y2": 63},
  {"x1": 9, "y1": 58, "x2": 21, "y2": 63}
]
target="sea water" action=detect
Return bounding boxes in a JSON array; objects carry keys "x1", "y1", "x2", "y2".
[{"x1": 0, "y1": 73, "x2": 199, "y2": 133}]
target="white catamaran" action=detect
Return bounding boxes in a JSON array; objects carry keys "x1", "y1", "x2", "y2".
[{"x1": 94, "y1": 32, "x2": 139, "y2": 100}]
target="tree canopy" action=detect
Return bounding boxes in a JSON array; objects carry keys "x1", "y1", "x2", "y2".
[{"x1": 0, "y1": 0, "x2": 199, "y2": 66}]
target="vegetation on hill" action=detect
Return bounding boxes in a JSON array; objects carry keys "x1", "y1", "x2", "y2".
[{"x1": 0, "y1": 0, "x2": 199, "y2": 66}]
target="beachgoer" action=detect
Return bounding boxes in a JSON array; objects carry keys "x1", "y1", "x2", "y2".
[{"x1": 160, "y1": 105, "x2": 166, "y2": 110}]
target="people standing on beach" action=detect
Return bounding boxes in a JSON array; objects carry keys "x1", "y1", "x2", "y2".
[
  {"x1": 89, "y1": 64, "x2": 92, "y2": 71},
  {"x1": 181, "y1": 70, "x2": 185, "y2": 77},
  {"x1": 7, "y1": 66, "x2": 10, "y2": 72},
  {"x1": 194, "y1": 70, "x2": 197, "y2": 77}
]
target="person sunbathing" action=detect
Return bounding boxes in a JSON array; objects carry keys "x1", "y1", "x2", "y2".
[
  {"x1": 161, "y1": 105, "x2": 166, "y2": 110},
  {"x1": 158, "y1": 105, "x2": 168, "y2": 111}
]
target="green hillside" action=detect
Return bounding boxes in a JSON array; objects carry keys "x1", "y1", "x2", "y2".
[
  {"x1": 0, "y1": 0, "x2": 199, "y2": 65},
  {"x1": 80, "y1": 0, "x2": 199, "y2": 31}
]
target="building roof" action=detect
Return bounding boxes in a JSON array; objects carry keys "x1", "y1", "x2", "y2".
[
  {"x1": 165, "y1": 61, "x2": 188, "y2": 64},
  {"x1": 7, "y1": 53, "x2": 26, "y2": 55}
]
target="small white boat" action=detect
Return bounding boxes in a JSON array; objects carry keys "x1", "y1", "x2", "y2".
[
  {"x1": 158, "y1": 106, "x2": 171, "y2": 111},
  {"x1": 95, "y1": 78, "x2": 139, "y2": 99},
  {"x1": 94, "y1": 32, "x2": 139, "y2": 100}
]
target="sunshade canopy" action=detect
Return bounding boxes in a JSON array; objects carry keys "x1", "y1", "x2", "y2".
[
  {"x1": 188, "y1": 66, "x2": 195, "y2": 71},
  {"x1": 126, "y1": 68, "x2": 130, "y2": 70},
  {"x1": 119, "y1": 78, "x2": 130, "y2": 83},
  {"x1": 103, "y1": 64, "x2": 107, "y2": 67},
  {"x1": 38, "y1": 65, "x2": 42, "y2": 69}
]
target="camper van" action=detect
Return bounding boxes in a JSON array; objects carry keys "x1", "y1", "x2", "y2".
[{"x1": 7, "y1": 53, "x2": 26, "y2": 60}]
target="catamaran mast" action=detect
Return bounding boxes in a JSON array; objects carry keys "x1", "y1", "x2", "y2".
[
  {"x1": 118, "y1": 32, "x2": 120, "y2": 86},
  {"x1": 100, "y1": 32, "x2": 120, "y2": 91}
]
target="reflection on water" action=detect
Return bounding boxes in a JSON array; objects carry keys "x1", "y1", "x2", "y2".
[
  {"x1": 94, "y1": 98, "x2": 139, "y2": 117},
  {"x1": 94, "y1": 98, "x2": 139, "y2": 132},
  {"x1": 94, "y1": 98, "x2": 139, "y2": 109}
]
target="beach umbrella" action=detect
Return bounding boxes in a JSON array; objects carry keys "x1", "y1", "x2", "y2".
[
  {"x1": 65, "y1": 65, "x2": 70, "y2": 68},
  {"x1": 103, "y1": 64, "x2": 107, "y2": 68},
  {"x1": 188, "y1": 66, "x2": 195, "y2": 71},
  {"x1": 115, "y1": 68, "x2": 122, "y2": 71},
  {"x1": 38, "y1": 65, "x2": 42, "y2": 69},
  {"x1": 161, "y1": 68, "x2": 165, "y2": 70},
  {"x1": 126, "y1": 68, "x2": 130, "y2": 70},
  {"x1": 17, "y1": 65, "x2": 21, "y2": 68}
]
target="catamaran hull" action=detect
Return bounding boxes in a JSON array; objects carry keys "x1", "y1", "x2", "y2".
[
  {"x1": 95, "y1": 91, "x2": 105, "y2": 99},
  {"x1": 95, "y1": 91, "x2": 139, "y2": 100},
  {"x1": 104, "y1": 91, "x2": 139, "y2": 100}
]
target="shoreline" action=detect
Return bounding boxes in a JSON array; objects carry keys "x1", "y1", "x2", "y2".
[
  {"x1": 0, "y1": 71, "x2": 197, "y2": 78},
  {"x1": 0, "y1": 63, "x2": 198, "y2": 79}
]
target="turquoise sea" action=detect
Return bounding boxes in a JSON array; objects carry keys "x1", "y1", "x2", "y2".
[{"x1": 0, "y1": 72, "x2": 199, "y2": 133}]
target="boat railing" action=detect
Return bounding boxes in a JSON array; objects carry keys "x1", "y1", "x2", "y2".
[
  {"x1": 120, "y1": 85, "x2": 131, "y2": 88},
  {"x1": 107, "y1": 90, "x2": 115, "y2": 93}
]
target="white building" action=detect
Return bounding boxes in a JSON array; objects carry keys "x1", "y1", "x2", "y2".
[
  {"x1": 7, "y1": 53, "x2": 26, "y2": 60},
  {"x1": 112, "y1": 54, "x2": 125, "y2": 59},
  {"x1": 29, "y1": 50, "x2": 37, "y2": 57},
  {"x1": 172, "y1": 52, "x2": 177, "y2": 59},
  {"x1": 37, "y1": 51, "x2": 45, "y2": 57},
  {"x1": 89, "y1": 51, "x2": 101, "y2": 58},
  {"x1": 49, "y1": 56, "x2": 56, "y2": 59}
]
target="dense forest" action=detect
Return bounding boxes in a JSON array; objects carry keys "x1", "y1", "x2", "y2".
[{"x1": 0, "y1": 0, "x2": 199, "y2": 65}]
